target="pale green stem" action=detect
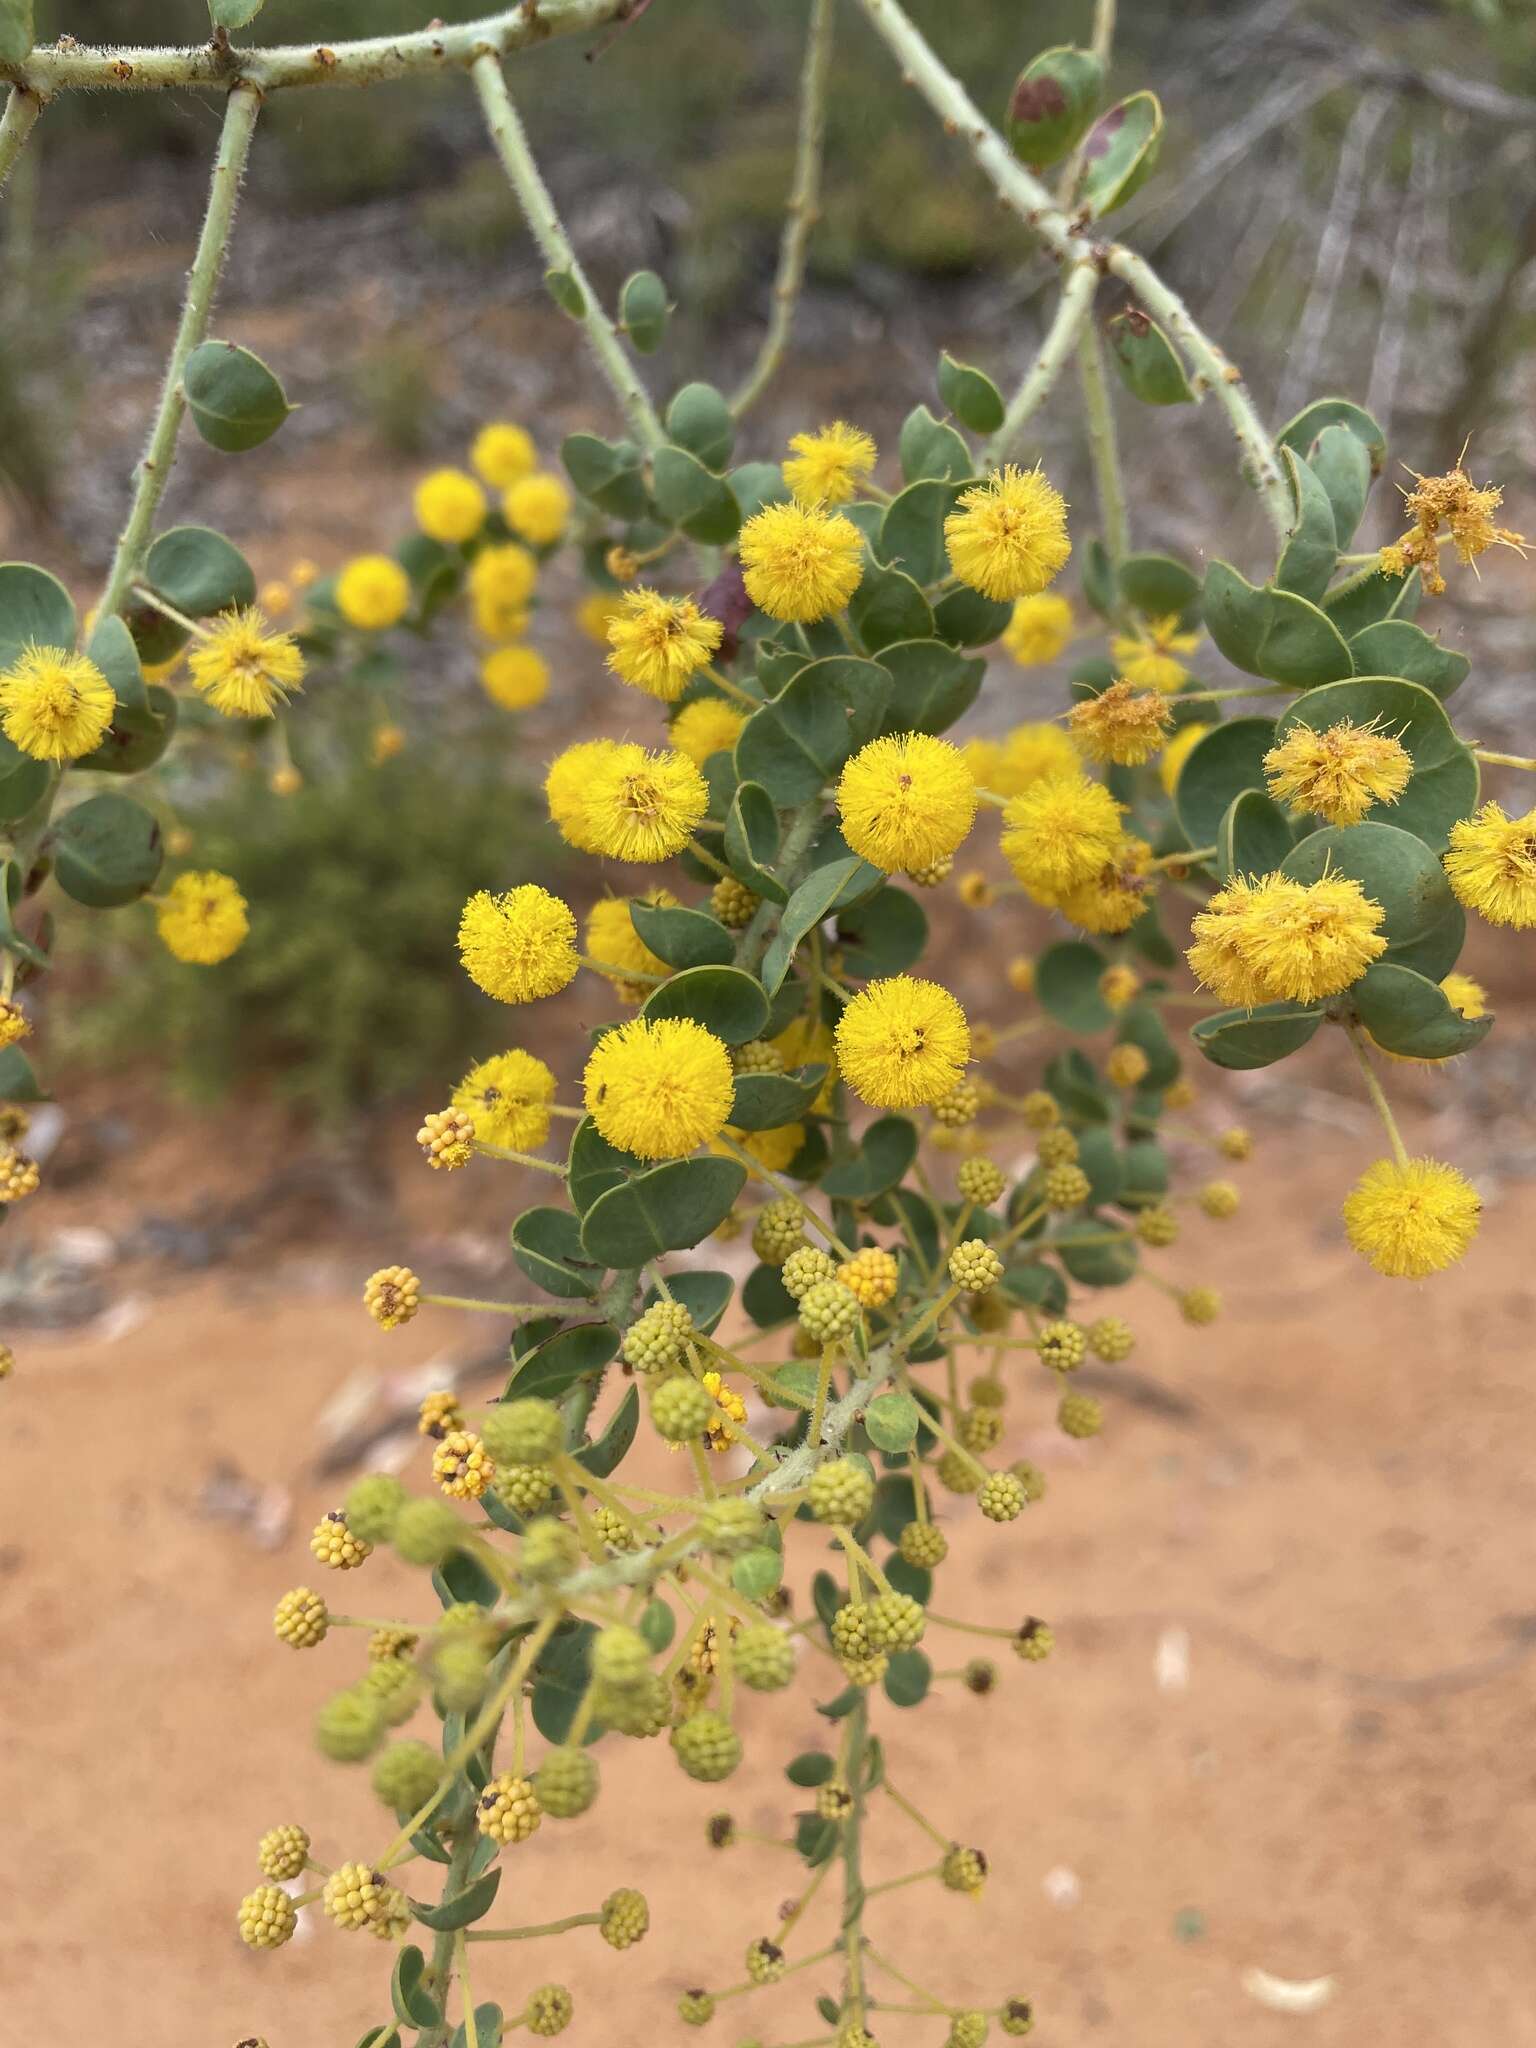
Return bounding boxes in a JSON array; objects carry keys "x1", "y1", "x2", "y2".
[
  {"x1": 1343, "y1": 1018, "x2": 1409, "y2": 1168},
  {"x1": 467, "y1": 1912, "x2": 604, "y2": 1942},
  {"x1": 470, "y1": 51, "x2": 662, "y2": 450},
  {"x1": 982, "y1": 261, "x2": 1098, "y2": 468},
  {"x1": 1077, "y1": 317, "x2": 1130, "y2": 580},
  {"x1": 849, "y1": 0, "x2": 1290, "y2": 541},
  {"x1": 1474, "y1": 749, "x2": 1536, "y2": 770},
  {"x1": 732, "y1": 0, "x2": 835, "y2": 415},
  {"x1": 841, "y1": 1695, "x2": 869, "y2": 2028},
  {"x1": 0, "y1": 87, "x2": 39, "y2": 195}
]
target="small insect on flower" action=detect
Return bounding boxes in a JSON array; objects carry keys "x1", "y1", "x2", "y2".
[
  {"x1": 187, "y1": 606, "x2": 306, "y2": 720},
  {"x1": 1342, "y1": 1155, "x2": 1481, "y2": 1278},
  {"x1": 1263, "y1": 718, "x2": 1412, "y2": 826},
  {"x1": 836, "y1": 732, "x2": 977, "y2": 874},
  {"x1": 1002, "y1": 592, "x2": 1074, "y2": 667},
  {"x1": 1186, "y1": 871, "x2": 1386, "y2": 1006},
  {"x1": 471, "y1": 420, "x2": 537, "y2": 488},
  {"x1": 585, "y1": 891, "x2": 675, "y2": 1002},
  {"x1": 0, "y1": 645, "x2": 115, "y2": 762},
  {"x1": 670, "y1": 695, "x2": 747, "y2": 768},
  {"x1": 1000, "y1": 771, "x2": 1124, "y2": 906},
  {"x1": 336, "y1": 554, "x2": 411, "y2": 632},
  {"x1": 584, "y1": 1015, "x2": 736, "y2": 1159},
  {"x1": 414, "y1": 466, "x2": 487, "y2": 545},
  {"x1": 782, "y1": 420, "x2": 877, "y2": 506},
  {"x1": 577, "y1": 743, "x2": 711, "y2": 863},
  {"x1": 457, "y1": 885, "x2": 579, "y2": 1003},
  {"x1": 606, "y1": 588, "x2": 724, "y2": 702},
  {"x1": 480, "y1": 645, "x2": 549, "y2": 712},
  {"x1": 452, "y1": 1049, "x2": 557, "y2": 1150},
  {"x1": 835, "y1": 975, "x2": 971, "y2": 1109},
  {"x1": 1110, "y1": 614, "x2": 1201, "y2": 693},
  {"x1": 943, "y1": 465, "x2": 1070, "y2": 602},
  {"x1": 1378, "y1": 463, "x2": 1526, "y2": 595},
  {"x1": 1444, "y1": 802, "x2": 1536, "y2": 928},
  {"x1": 1068, "y1": 680, "x2": 1172, "y2": 767},
  {"x1": 738, "y1": 500, "x2": 865, "y2": 622},
  {"x1": 504, "y1": 472, "x2": 571, "y2": 547},
  {"x1": 156, "y1": 870, "x2": 249, "y2": 965}
]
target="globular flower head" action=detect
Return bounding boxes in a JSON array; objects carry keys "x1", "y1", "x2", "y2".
[
  {"x1": 1002, "y1": 592, "x2": 1073, "y2": 667},
  {"x1": 606, "y1": 588, "x2": 724, "y2": 702},
  {"x1": 1110, "y1": 614, "x2": 1200, "y2": 693},
  {"x1": 0, "y1": 645, "x2": 114, "y2": 761},
  {"x1": 188, "y1": 607, "x2": 305, "y2": 719},
  {"x1": 671, "y1": 695, "x2": 747, "y2": 767},
  {"x1": 452, "y1": 1048, "x2": 557, "y2": 1150},
  {"x1": 1444, "y1": 802, "x2": 1536, "y2": 928},
  {"x1": 585, "y1": 891, "x2": 675, "y2": 1002},
  {"x1": 783, "y1": 420, "x2": 877, "y2": 506},
  {"x1": 414, "y1": 466, "x2": 486, "y2": 544},
  {"x1": 563, "y1": 742, "x2": 710, "y2": 863},
  {"x1": 738, "y1": 501, "x2": 864, "y2": 622},
  {"x1": 943, "y1": 465, "x2": 1070, "y2": 602},
  {"x1": 1054, "y1": 833, "x2": 1152, "y2": 936},
  {"x1": 471, "y1": 420, "x2": 537, "y2": 488},
  {"x1": 837, "y1": 1245, "x2": 900, "y2": 1307},
  {"x1": 1342, "y1": 1155, "x2": 1480, "y2": 1278},
  {"x1": 1000, "y1": 772, "x2": 1124, "y2": 906},
  {"x1": 156, "y1": 871, "x2": 249, "y2": 965},
  {"x1": 836, "y1": 732, "x2": 977, "y2": 874},
  {"x1": 504, "y1": 473, "x2": 571, "y2": 547},
  {"x1": 469, "y1": 539, "x2": 537, "y2": 639},
  {"x1": 835, "y1": 975, "x2": 971, "y2": 1108},
  {"x1": 458, "y1": 885, "x2": 579, "y2": 1003},
  {"x1": 1263, "y1": 717, "x2": 1411, "y2": 826},
  {"x1": 584, "y1": 1016, "x2": 736, "y2": 1158},
  {"x1": 1186, "y1": 871, "x2": 1386, "y2": 1006},
  {"x1": 1069, "y1": 679, "x2": 1172, "y2": 766},
  {"x1": 977, "y1": 721, "x2": 1081, "y2": 797},
  {"x1": 481, "y1": 645, "x2": 548, "y2": 711},
  {"x1": 1379, "y1": 463, "x2": 1526, "y2": 596},
  {"x1": 336, "y1": 554, "x2": 411, "y2": 631}
]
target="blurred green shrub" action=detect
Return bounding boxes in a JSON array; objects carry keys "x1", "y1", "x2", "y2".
[{"x1": 56, "y1": 743, "x2": 565, "y2": 1123}]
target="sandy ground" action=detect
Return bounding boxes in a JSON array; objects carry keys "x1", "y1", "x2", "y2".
[{"x1": 5, "y1": 1085, "x2": 1536, "y2": 2048}]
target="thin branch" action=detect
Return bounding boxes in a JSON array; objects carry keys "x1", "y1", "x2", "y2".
[
  {"x1": 1075, "y1": 316, "x2": 1129, "y2": 575},
  {"x1": 732, "y1": 0, "x2": 835, "y2": 417},
  {"x1": 0, "y1": 86, "x2": 39, "y2": 195},
  {"x1": 97, "y1": 83, "x2": 262, "y2": 624},
  {"x1": 981, "y1": 261, "x2": 1097, "y2": 468},
  {"x1": 850, "y1": 0, "x2": 1292, "y2": 543},
  {"x1": 0, "y1": 0, "x2": 633, "y2": 95},
  {"x1": 470, "y1": 51, "x2": 663, "y2": 450}
]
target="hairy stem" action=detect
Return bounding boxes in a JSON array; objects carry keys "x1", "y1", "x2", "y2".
[
  {"x1": 97, "y1": 84, "x2": 261, "y2": 623},
  {"x1": 1076, "y1": 317, "x2": 1130, "y2": 580},
  {"x1": 982, "y1": 261, "x2": 1098, "y2": 468},
  {"x1": 841, "y1": 1694, "x2": 869, "y2": 2026},
  {"x1": 470, "y1": 52, "x2": 663, "y2": 450},
  {"x1": 731, "y1": 0, "x2": 836, "y2": 417},
  {"x1": 0, "y1": 87, "x2": 39, "y2": 195}
]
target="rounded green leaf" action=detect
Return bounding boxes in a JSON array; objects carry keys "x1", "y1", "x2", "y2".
[
  {"x1": 628, "y1": 901, "x2": 735, "y2": 971},
  {"x1": 1307, "y1": 422, "x2": 1373, "y2": 549},
  {"x1": 1218, "y1": 788, "x2": 1295, "y2": 881},
  {"x1": 1118, "y1": 552, "x2": 1201, "y2": 627},
  {"x1": 561, "y1": 433, "x2": 649, "y2": 521},
  {"x1": 393, "y1": 1948, "x2": 444, "y2": 2030},
  {"x1": 640, "y1": 1268, "x2": 735, "y2": 1335},
  {"x1": 566, "y1": 1118, "x2": 643, "y2": 1217},
  {"x1": 1080, "y1": 91, "x2": 1163, "y2": 216},
  {"x1": 1273, "y1": 676, "x2": 1477, "y2": 851},
  {"x1": 735, "y1": 656, "x2": 890, "y2": 808},
  {"x1": 651, "y1": 444, "x2": 741, "y2": 543},
  {"x1": 1350, "y1": 961, "x2": 1492, "y2": 1060},
  {"x1": 579, "y1": 1155, "x2": 747, "y2": 1266},
  {"x1": 544, "y1": 268, "x2": 586, "y2": 318},
  {"x1": 1274, "y1": 445, "x2": 1339, "y2": 604},
  {"x1": 665, "y1": 382, "x2": 735, "y2": 470},
  {"x1": 1035, "y1": 939, "x2": 1112, "y2": 1030},
  {"x1": 875, "y1": 637, "x2": 984, "y2": 737},
  {"x1": 1175, "y1": 718, "x2": 1277, "y2": 851},
  {"x1": 1324, "y1": 563, "x2": 1420, "y2": 640},
  {"x1": 507, "y1": 1321, "x2": 620, "y2": 1400},
  {"x1": 1006, "y1": 44, "x2": 1104, "y2": 167},
  {"x1": 1075, "y1": 1125, "x2": 1124, "y2": 1207},
  {"x1": 896, "y1": 406, "x2": 972, "y2": 487},
  {"x1": 760, "y1": 854, "x2": 882, "y2": 997},
  {"x1": 1275, "y1": 396, "x2": 1386, "y2": 477},
  {"x1": 836, "y1": 885, "x2": 928, "y2": 979},
  {"x1": 937, "y1": 351, "x2": 1004, "y2": 434},
  {"x1": 1347, "y1": 621, "x2": 1469, "y2": 702},
  {"x1": 724, "y1": 781, "x2": 788, "y2": 904},
  {"x1": 1280, "y1": 820, "x2": 1464, "y2": 980},
  {"x1": 0, "y1": 731, "x2": 51, "y2": 823},
  {"x1": 52, "y1": 792, "x2": 163, "y2": 908},
  {"x1": 820, "y1": 1115, "x2": 918, "y2": 1201},
  {"x1": 1106, "y1": 309, "x2": 1193, "y2": 406},
  {"x1": 511, "y1": 1205, "x2": 603, "y2": 1298},
  {"x1": 1054, "y1": 1218, "x2": 1139, "y2": 1286},
  {"x1": 641, "y1": 964, "x2": 770, "y2": 1044},
  {"x1": 865, "y1": 1390, "x2": 921, "y2": 1452},
  {"x1": 879, "y1": 477, "x2": 968, "y2": 584},
  {"x1": 1190, "y1": 1002, "x2": 1324, "y2": 1071},
  {"x1": 183, "y1": 339, "x2": 293, "y2": 453},
  {"x1": 134, "y1": 525, "x2": 255, "y2": 665},
  {"x1": 730, "y1": 461, "x2": 791, "y2": 521},
  {"x1": 0, "y1": 563, "x2": 74, "y2": 670},
  {"x1": 786, "y1": 1750, "x2": 837, "y2": 1787},
  {"x1": 729, "y1": 1064, "x2": 826, "y2": 1130},
  {"x1": 411, "y1": 1866, "x2": 502, "y2": 1933},
  {"x1": 734, "y1": 1547, "x2": 784, "y2": 1600},
  {"x1": 850, "y1": 564, "x2": 935, "y2": 654},
  {"x1": 0, "y1": 1046, "x2": 49, "y2": 1103},
  {"x1": 932, "y1": 586, "x2": 1012, "y2": 647},
  {"x1": 619, "y1": 269, "x2": 670, "y2": 354}
]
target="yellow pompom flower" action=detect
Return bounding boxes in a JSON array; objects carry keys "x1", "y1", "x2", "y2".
[
  {"x1": 1159, "y1": 724, "x2": 1209, "y2": 797},
  {"x1": 783, "y1": 421, "x2": 877, "y2": 506},
  {"x1": 452, "y1": 1049, "x2": 557, "y2": 1150},
  {"x1": 739, "y1": 501, "x2": 864, "y2": 622},
  {"x1": 579, "y1": 745, "x2": 710, "y2": 863},
  {"x1": 1002, "y1": 592, "x2": 1074, "y2": 667},
  {"x1": 0, "y1": 646, "x2": 115, "y2": 761},
  {"x1": 458, "y1": 885, "x2": 579, "y2": 1003},
  {"x1": 585, "y1": 892, "x2": 675, "y2": 1001},
  {"x1": 545, "y1": 739, "x2": 628, "y2": 854},
  {"x1": 188, "y1": 607, "x2": 305, "y2": 719},
  {"x1": 965, "y1": 723, "x2": 1079, "y2": 799},
  {"x1": 836, "y1": 732, "x2": 976, "y2": 874},
  {"x1": 1443, "y1": 802, "x2": 1536, "y2": 928},
  {"x1": 504, "y1": 473, "x2": 571, "y2": 547},
  {"x1": 415, "y1": 467, "x2": 487, "y2": 545},
  {"x1": 0, "y1": 999, "x2": 29, "y2": 1048},
  {"x1": 834, "y1": 975, "x2": 970, "y2": 1109},
  {"x1": 1068, "y1": 680, "x2": 1172, "y2": 767},
  {"x1": 336, "y1": 555, "x2": 411, "y2": 631},
  {"x1": 606, "y1": 589, "x2": 724, "y2": 702},
  {"x1": 583, "y1": 1016, "x2": 736, "y2": 1158},
  {"x1": 155, "y1": 870, "x2": 249, "y2": 965},
  {"x1": 999, "y1": 772, "x2": 1124, "y2": 906},
  {"x1": 469, "y1": 542, "x2": 538, "y2": 641},
  {"x1": 1378, "y1": 464, "x2": 1526, "y2": 596},
  {"x1": 669, "y1": 696, "x2": 746, "y2": 768},
  {"x1": 1055, "y1": 834, "x2": 1151, "y2": 935},
  {"x1": 1110, "y1": 614, "x2": 1201, "y2": 694},
  {"x1": 1263, "y1": 718, "x2": 1411, "y2": 826},
  {"x1": 472, "y1": 421, "x2": 537, "y2": 489},
  {"x1": 943, "y1": 466, "x2": 1070, "y2": 602},
  {"x1": 481, "y1": 646, "x2": 549, "y2": 712},
  {"x1": 1342, "y1": 1156, "x2": 1481, "y2": 1278},
  {"x1": 1187, "y1": 871, "x2": 1386, "y2": 1006},
  {"x1": 577, "y1": 590, "x2": 625, "y2": 644}
]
